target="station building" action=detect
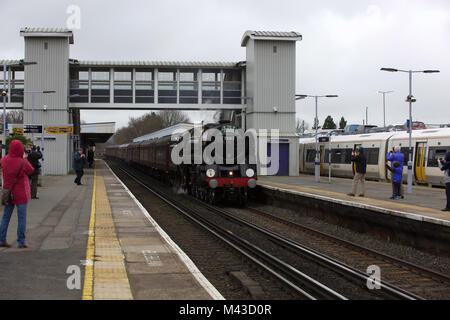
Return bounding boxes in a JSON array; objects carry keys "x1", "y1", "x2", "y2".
[{"x1": 1, "y1": 27, "x2": 302, "y2": 176}]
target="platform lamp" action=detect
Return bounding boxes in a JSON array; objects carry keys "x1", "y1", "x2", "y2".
[
  {"x1": 377, "y1": 90, "x2": 394, "y2": 128},
  {"x1": 380, "y1": 67, "x2": 440, "y2": 194},
  {"x1": 296, "y1": 94, "x2": 338, "y2": 183},
  {"x1": 2, "y1": 60, "x2": 36, "y2": 158}
]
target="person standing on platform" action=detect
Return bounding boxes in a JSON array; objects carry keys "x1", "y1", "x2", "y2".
[
  {"x1": 385, "y1": 161, "x2": 403, "y2": 200},
  {"x1": 74, "y1": 148, "x2": 86, "y2": 185},
  {"x1": 387, "y1": 146, "x2": 405, "y2": 199},
  {"x1": 438, "y1": 151, "x2": 450, "y2": 212},
  {"x1": 0, "y1": 140, "x2": 35, "y2": 248},
  {"x1": 348, "y1": 147, "x2": 367, "y2": 197},
  {"x1": 87, "y1": 148, "x2": 94, "y2": 168},
  {"x1": 27, "y1": 145, "x2": 42, "y2": 199}
]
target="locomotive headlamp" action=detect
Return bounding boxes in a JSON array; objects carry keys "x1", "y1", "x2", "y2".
[
  {"x1": 245, "y1": 168, "x2": 255, "y2": 177},
  {"x1": 206, "y1": 168, "x2": 215, "y2": 178},
  {"x1": 228, "y1": 171, "x2": 234, "y2": 176}
]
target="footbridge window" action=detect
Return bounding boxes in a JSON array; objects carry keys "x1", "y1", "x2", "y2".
[
  {"x1": 114, "y1": 69, "x2": 132, "y2": 103},
  {"x1": 135, "y1": 70, "x2": 154, "y2": 103},
  {"x1": 179, "y1": 69, "x2": 198, "y2": 104},
  {"x1": 9, "y1": 70, "x2": 24, "y2": 103},
  {"x1": 91, "y1": 70, "x2": 110, "y2": 103},
  {"x1": 223, "y1": 70, "x2": 241, "y2": 104},
  {"x1": 158, "y1": 70, "x2": 177, "y2": 104},
  {"x1": 70, "y1": 68, "x2": 89, "y2": 102},
  {"x1": 202, "y1": 69, "x2": 221, "y2": 104}
]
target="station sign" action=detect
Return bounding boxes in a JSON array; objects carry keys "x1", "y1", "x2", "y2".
[
  {"x1": 24, "y1": 125, "x2": 43, "y2": 134},
  {"x1": 12, "y1": 127, "x2": 23, "y2": 135},
  {"x1": 45, "y1": 126, "x2": 74, "y2": 134}
]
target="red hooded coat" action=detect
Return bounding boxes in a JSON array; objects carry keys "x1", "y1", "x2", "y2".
[{"x1": 1, "y1": 140, "x2": 34, "y2": 204}]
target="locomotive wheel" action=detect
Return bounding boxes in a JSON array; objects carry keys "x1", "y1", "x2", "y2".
[
  {"x1": 239, "y1": 190, "x2": 248, "y2": 207},
  {"x1": 209, "y1": 190, "x2": 216, "y2": 205},
  {"x1": 192, "y1": 184, "x2": 197, "y2": 198}
]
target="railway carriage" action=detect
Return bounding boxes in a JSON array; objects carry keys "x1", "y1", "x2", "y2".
[
  {"x1": 299, "y1": 128, "x2": 450, "y2": 186},
  {"x1": 105, "y1": 122, "x2": 257, "y2": 205}
]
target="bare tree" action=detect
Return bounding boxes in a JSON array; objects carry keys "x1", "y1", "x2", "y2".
[
  {"x1": 296, "y1": 118, "x2": 309, "y2": 133},
  {"x1": 1, "y1": 111, "x2": 24, "y2": 124},
  {"x1": 158, "y1": 110, "x2": 190, "y2": 127}
]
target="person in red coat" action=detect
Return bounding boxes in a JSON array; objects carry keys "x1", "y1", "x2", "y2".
[{"x1": 0, "y1": 140, "x2": 34, "y2": 248}]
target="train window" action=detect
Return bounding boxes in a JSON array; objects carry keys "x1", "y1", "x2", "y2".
[
  {"x1": 331, "y1": 149, "x2": 343, "y2": 163},
  {"x1": 427, "y1": 147, "x2": 449, "y2": 167},
  {"x1": 344, "y1": 149, "x2": 352, "y2": 163},
  {"x1": 306, "y1": 149, "x2": 316, "y2": 163},
  {"x1": 327, "y1": 149, "x2": 352, "y2": 164},
  {"x1": 400, "y1": 147, "x2": 414, "y2": 164},
  {"x1": 324, "y1": 150, "x2": 330, "y2": 162},
  {"x1": 365, "y1": 148, "x2": 380, "y2": 165}
]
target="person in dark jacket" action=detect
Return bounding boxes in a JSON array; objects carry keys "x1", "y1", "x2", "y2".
[
  {"x1": 438, "y1": 151, "x2": 450, "y2": 211},
  {"x1": 348, "y1": 147, "x2": 367, "y2": 197},
  {"x1": 0, "y1": 140, "x2": 35, "y2": 248},
  {"x1": 87, "y1": 148, "x2": 94, "y2": 168},
  {"x1": 26, "y1": 145, "x2": 42, "y2": 199},
  {"x1": 386, "y1": 161, "x2": 403, "y2": 200},
  {"x1": 74, "y1": 148, "x2": 86, "y2": 185}
]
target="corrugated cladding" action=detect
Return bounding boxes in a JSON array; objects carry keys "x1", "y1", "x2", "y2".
[
  {"x1": 246, "y1": 39, "x2": 296, "y2": 133},
  {"x1": 24, "y1": 37, "x2": 70, "y2": 174}
]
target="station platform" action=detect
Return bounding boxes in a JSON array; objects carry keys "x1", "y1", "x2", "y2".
[
  {"x1": 0, "y1": 160, "x2": 222, "y2": 300},
  {"x1": 258, "y1": 174, "x2": 450, "y2": 227}
]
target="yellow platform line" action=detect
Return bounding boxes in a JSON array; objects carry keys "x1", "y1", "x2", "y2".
[
  {"x1": 82, "y1": 165, "x2": 96, "y2": 300},
  {"x1": 92, "y1": 173, "x2": 133, "y2": 300}
]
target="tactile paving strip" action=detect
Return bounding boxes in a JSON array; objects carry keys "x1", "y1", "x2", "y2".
[{"x1": 93, "y1": 174, "x2": 133, "y2": 300}]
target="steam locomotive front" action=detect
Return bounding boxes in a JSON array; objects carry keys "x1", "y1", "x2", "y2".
[{"x1": 200, "y1": 123, "x2": 257, "y2": 204}]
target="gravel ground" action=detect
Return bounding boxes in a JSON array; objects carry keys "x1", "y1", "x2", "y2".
[
  {"x1": 180, "y1": 194, "x2": 386, "y2": 300},
  {"x1": 252, "y1": 203, "x2": 450, "y2": 277}
]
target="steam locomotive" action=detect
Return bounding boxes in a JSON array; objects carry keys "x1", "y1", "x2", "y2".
[{"x1": 105, "y1": 121, "x2": 257, "y2": 205}]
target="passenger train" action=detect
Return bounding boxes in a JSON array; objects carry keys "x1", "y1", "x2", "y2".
[
  {"x1": 105, "y1": 122, "x2": 257, "y2": 205},
  {"x1": 299, "y1": 128, "x2": 450, "y2": 186}
]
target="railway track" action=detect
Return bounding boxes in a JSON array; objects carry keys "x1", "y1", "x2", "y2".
[
  {"x1": 226, "y1": 205, "x2": 450, "y2": 300},
  {"x1": 114, "y1": 164, "x2": 345, "y2": 300},
  {"x1": 110, "y1": 161, "x2": 428, "y2": 300}
]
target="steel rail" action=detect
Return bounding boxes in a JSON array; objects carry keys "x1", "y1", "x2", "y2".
[
  {"x1": 195, "y1": 201, "x2": 422, "y2": 300},
  {"x1": 114, "y1": 163, "x2": 346, "y2": 300},
  {"x1": 247, "y1": 206, "x2": 450, "y2": 286}
]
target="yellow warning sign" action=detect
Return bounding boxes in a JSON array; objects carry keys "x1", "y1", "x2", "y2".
[
  {"x1": 12, "y1": 127, "x2": 23, "y2": 135},
  {"x1": 45, "y1": 126, "x2": 74, "y2": 134}
]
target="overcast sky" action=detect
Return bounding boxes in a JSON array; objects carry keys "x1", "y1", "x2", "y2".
[{"x1": 2, "y1": 0, "x2": 449, "y2": 129}]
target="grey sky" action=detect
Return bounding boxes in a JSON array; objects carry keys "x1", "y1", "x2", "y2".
[{"x1": 2, "y1": 0, "x2": 450, "y2": 129}]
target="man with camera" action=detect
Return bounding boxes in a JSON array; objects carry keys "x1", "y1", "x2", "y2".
[
  {"x1": 25, "y1": 143, "x2": 42, "y2": 199},
  {"x1": 438, "y1": 151, "x2": 450, "y2": 212},
  {"x1": 348, "y1": 146, "x2": 367, "y2": 197}
]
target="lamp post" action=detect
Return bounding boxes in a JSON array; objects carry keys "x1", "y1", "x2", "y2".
[
  {"x1": 2, "y1": 61, "x2": 36, "y2": 158},
  {"x1": 296, "y1": 94, "x2": 338, "y2": 183},
  {"x1": 377, "y1": 90, "x2": 394, "y2": 128},
  {"x1": 380, "y1": 67, "x2": 440, "y2": 194}
]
